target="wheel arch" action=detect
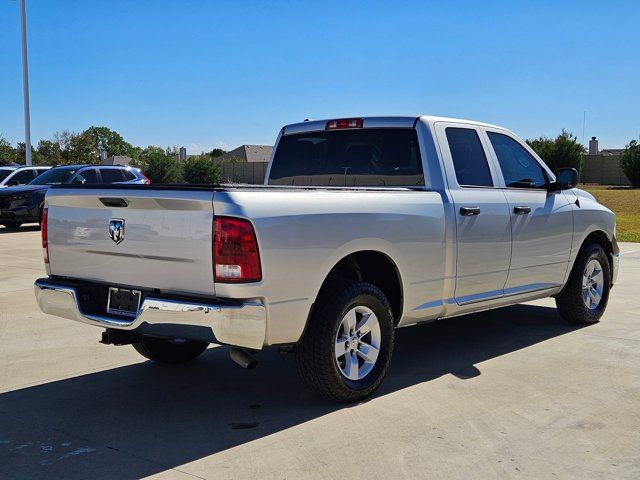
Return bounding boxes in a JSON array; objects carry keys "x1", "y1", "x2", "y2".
[
  {"x1": 567, "y1": 229, "x2": 617, "y2": 289},
  {"x1": 307, "y1": 250, "x2": 404, "y2": 329}
]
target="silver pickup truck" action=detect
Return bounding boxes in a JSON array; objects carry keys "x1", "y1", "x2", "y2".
[{"x1": 34, "y1": 116, "x2": 619, "y2": 402}]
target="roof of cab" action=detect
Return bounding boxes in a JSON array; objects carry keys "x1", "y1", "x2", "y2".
[{"x1": 282, "y1": 115, "x2": 505, "y2": 135}]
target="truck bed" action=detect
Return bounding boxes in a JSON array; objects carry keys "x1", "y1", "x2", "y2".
[{"x1": 44, "y1": 184, "x2": 448, "y2": 345}]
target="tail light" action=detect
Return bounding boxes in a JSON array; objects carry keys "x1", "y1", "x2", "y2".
[
  {"x1": 41, "y1": 207, "x2": 49, "y2": 263},
  {"x1": 326, "y1": 118, "x2": 363, "y2": 130},
  {"x1": 213, "y1": 217, "x2": 261, "y2": 283},
  {"x1": 140, "y1": 172, "x2": 151, "y2": 184}
]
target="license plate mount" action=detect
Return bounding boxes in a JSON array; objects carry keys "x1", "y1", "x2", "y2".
[{"x1": 107, "y1": 287, "x2": 142, "y2": 317}]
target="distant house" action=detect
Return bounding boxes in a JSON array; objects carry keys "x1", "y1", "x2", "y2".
[
  {"x1": 101, "y1": 155, "x2": 132, "y2": 166},
  {"x1": 219, "y1": 145, "x2": 273, "y2": 163},
  {"x1": 582, "y1": 137, "x2": 629, "y2": 185},
  {"x1": 599, "y1": 149, "x2": 624, "y2": 156}
]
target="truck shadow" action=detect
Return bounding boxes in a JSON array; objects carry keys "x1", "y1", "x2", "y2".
[{"x1": 0, "y1": 303, "x2": 585, "y2": 478}]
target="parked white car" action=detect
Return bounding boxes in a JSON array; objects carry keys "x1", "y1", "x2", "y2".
[
  {"x1": 0, "y1": 165, "x2": 50, "y2": 187},
  {"x1": 34, "y1": 116, "x2": 619, "y2": 402}
]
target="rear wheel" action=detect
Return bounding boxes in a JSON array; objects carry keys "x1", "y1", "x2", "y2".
[
  {"x1": 556, "y1": 243, "x2": 611, "y2": 324},
  {"x1": 296, "y1": 281, "x2": 395, "y2": 402},
  {"x1": 133, "y1": 336, "x2": 208, "y2": 364}
]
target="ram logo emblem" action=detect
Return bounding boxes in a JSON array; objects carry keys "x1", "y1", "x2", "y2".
[{"x1": 108, "y1": 218, "x2": 125, "y2": 244}]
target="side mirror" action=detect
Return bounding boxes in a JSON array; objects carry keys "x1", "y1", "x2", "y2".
[{"x1": 550, "y1": 167, "x2": 579, "y2": 191}]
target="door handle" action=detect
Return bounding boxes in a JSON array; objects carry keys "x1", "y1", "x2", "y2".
[
  {"x1": 460, "y1": 206, "x2": 481, "y2": 216},
  {"x1": 513, "y1": 205, "x2": 531, "y2": 215}
]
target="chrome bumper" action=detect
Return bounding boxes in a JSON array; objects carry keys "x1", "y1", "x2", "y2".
[{"x1": 34, "y1": 279, "x2": 267, "y2": 349}]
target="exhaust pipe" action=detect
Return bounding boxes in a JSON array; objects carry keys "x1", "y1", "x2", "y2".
[{"x1": 229, "y1": 347, "x2": 257, "y2": 370}]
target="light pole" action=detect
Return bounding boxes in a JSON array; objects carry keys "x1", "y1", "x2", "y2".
[{"x1": 19, "y1": 0, "x2": 32, "y2": 165}]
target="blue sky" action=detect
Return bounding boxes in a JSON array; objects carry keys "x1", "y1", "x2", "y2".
[{"x1": 1, "y1": 0, "x2": 638, "y2": 153}]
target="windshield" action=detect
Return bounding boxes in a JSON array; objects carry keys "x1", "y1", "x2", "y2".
[
  {"x1": 0, "y1": 169, "x2": 14, "y2": 182},
  {"x1": 30, "y1": 167, "x2": 77, "y2": 185},
  {"x1": 268, "y1": 128, "x2": 424, "y2": 187}
]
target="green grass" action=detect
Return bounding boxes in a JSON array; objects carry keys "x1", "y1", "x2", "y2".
[{"x1": 582, "y1": 186, "x2": 640, "y2": 243}]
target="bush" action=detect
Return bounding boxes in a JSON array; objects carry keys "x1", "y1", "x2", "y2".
[
  {"x1": 620, "y1": 140, "x2": 640, "y2": 187},
  {"x1": 526, "y1": 129, "x2": 584, "y2": 171},
  {"x1": 137, "y1": 147, "x2": 183, "y2": 183},
  {"x1": 183, "y1": 155, "x2": 222, "y2": 184}
]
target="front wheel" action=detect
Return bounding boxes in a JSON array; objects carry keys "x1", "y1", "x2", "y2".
[
  {"x1": 556, "y1": 243, "x2": 611, "y2": 324},
  {"x1": 133, "y1": 336, "x2": 208, "y2": 364},
  {"x1": 296, "y1": 282, "x2": 395, "y2": 402}
]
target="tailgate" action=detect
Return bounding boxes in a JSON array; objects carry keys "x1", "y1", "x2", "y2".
[{"x1": 45, "y1": 187, "x2": 215, "y2": 296}]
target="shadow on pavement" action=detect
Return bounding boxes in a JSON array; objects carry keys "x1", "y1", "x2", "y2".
[{"x1": 0, "y1": 303, "x2": 585, "y2": 479}]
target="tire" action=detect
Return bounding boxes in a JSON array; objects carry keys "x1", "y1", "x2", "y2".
[
  {"x1": 296, "y1": 281, "x2": 395, "y2": 402},
  {"x1": 133, "y1": 336, "x2": 208, "y2": 364},
  {"x1": 2, "y1": 221, "x2": 22, "y2": 229},
  {"x1": 556, "y1": 243, "x2": 611, "y2": 324}
]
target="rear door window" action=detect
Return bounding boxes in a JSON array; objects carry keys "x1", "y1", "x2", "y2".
[
  {"x1": 445, "y1": 127, "x2": 493, "y2": 187},
  {"x1": 70, "y1": 169, "x2": 99, "y2": 184},
  {"x1": 487, "y1": 132, "x2": 547, "y2": 188},
  {"x1": 100, "y1": 169, "x2": 126, "y2": 183},
  {"x1": 268, "y1": 128, "x2": 424, "y2": 187}
]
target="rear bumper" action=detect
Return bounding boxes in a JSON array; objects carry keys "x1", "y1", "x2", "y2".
[{"x1": 34, "y1": 278, "x2": 267, "y2": 349}]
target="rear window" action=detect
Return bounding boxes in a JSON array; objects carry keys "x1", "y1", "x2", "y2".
[{"x1": 268, "y1": 128, "x2": 424, "y2": 187}]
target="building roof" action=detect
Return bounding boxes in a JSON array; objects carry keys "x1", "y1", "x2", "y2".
[
  {"x1": 101, "y1": 155, "x2": 133, "y2": 166},
  {"x1": 219, "y1": 145, "x2": 273, "y2": 163},
  {"x1": 599, "y1": 149, "x2": 624, "y2": 156}
]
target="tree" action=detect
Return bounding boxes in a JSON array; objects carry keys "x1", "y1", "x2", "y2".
[
  {"x1": 137, "y1": 147, "x2": 183, "y2": 183},
  {"x1": 0, "y1": 135, "x2": 17, "y2": 165},
  {"x1": 83, "y1": 126, "x2": 135, "y2": 158},
  {"x1": 67, "y1": 132, "x2": 98, "y2": 164},
  {"x1": 209, "y1": 148, "x2": 226, "y2": 158},
  {"x1": 53, "y1": 130, "x2": 74, "y2": 151},
  {"x1": 16, "y1": 142, "x2": 38, "y2": 165},
  {"x1": 36, "y1": 140, "x2": 63, "y2": 165},
  {"x1": 619, "y1": 140, "x2": 640, "y2": 187},
  {"x1": 183, "y1": 154, "x2": 222, "y2": 184},
  {"x1": 526, "y1": 129, "x2": 584, "y2": 171},
  {"x1": 51, "y1": 130, "x2": 98, "y2": 165}
]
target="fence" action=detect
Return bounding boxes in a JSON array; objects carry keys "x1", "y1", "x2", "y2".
[
  {"x1": 220, "y1": 162, "x2": 269, "y2": 184},
  {"x1": 580, "y1": 155, "x2": 630, "y2": 186}
]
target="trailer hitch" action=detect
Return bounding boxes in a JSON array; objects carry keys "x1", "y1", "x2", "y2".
[{"x1": 100, "y1": 329, "x2": 139, "y2": 346}]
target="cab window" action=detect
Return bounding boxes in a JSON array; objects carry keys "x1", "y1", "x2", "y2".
[
  {"x1": 445, "y1": 127, "x2": 493, "y2": 187},
  {"x1": 269, "y1": 128, "x2": 424, "y2": 187},
  {"x1": 488, "y1": 132, "x2": 547, "y2": 188}
]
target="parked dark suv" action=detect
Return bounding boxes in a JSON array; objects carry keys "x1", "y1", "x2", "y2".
[{"x1": 0, "y1": 165, "x2": 149, "y2": 229}]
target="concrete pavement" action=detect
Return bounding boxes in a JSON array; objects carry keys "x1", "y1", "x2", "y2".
[{"x1": 1, "y1": 226, "x2": 639, "y2": 479}]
